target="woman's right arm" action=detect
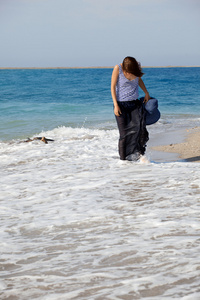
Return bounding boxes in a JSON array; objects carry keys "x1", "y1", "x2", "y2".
[{"x1": 111, "y1": 65, "x2": 121, "y2": 116}]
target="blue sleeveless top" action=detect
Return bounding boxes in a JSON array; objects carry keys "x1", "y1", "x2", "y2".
[{"x1": 116, "y1": 64, "x2": 139, "y2": 102}]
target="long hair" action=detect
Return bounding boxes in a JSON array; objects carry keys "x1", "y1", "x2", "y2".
[{"x1": 122, "y1": 56, "x2": 144, "y2": 77}]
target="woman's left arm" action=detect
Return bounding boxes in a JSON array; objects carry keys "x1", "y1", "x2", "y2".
[{"x1": 139, "y1": 78, "x2": 150, "y2": 103}]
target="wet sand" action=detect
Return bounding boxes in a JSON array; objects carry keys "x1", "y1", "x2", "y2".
[{"x1": 151, "y1": 127, "x2": 200, "y2": 163}]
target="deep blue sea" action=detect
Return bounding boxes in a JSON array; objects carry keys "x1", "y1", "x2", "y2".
[
  {"x1": 0, "y1": 67, "x2": 200, "y2": 140},
  {"x1": 1, "y1": 68, "x2": 200, "y2": 300}
]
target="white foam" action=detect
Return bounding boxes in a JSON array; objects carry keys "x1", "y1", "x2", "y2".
[{"x1": 0, "y1": 126, "x2": 200, "y2": 299}]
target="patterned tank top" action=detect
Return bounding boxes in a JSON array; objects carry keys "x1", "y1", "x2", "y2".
[{"x1": 116, "y1": 64, "x2": 139, "y2": 102}]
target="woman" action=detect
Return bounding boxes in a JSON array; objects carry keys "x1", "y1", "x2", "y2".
[{"x1": 111, "y1": 56, "x2": 150, "y2": 160}]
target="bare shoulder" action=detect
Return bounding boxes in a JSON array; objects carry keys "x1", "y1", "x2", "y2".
[
  {"x1": 114, "y1": 64, "x2": 119, "y2": 70},
  {"x1": 112, "y1": 64, "x2": 119, "y2": 75},
  {"x1": 111, "y1": 64, "x2": 119, "y2": 85}
]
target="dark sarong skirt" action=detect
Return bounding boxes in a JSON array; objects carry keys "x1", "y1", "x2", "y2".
[{"x1": 115, "y1": 100, "x2": 149, "y2": 160}]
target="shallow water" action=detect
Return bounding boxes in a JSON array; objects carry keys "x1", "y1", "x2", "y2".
[{"x1": 0, "y1": 127, "x2": 200, "y2": 299}]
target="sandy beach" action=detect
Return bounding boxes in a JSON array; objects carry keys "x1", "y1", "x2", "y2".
[{"x1": 152, "y1": 127, "x2": 200, "y2": 162}]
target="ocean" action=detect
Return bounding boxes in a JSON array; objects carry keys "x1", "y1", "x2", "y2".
[{"x1": 0, "y1": 67, "x2": 200, "y2": 299}]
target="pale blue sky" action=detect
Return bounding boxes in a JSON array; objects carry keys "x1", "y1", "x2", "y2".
[{"x1": 0, "y1": 0, "x2": 199, "y2": 67}]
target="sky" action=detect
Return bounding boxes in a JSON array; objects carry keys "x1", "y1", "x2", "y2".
[{"x1": 0, "y1": 0, "x2": 199, "y2": 67}]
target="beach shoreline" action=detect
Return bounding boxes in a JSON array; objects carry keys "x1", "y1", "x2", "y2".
[{"x1": 151, "y1": 127, "x2": 200, "y2": 163}]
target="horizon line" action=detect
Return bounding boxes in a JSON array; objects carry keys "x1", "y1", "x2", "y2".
[{"x1": 0, "y1": 65, "x2": 200, "y2": 70}]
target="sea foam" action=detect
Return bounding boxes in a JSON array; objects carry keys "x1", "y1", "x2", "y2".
[{"x1": 0, "y1": 126, "x2": 200, "y2": 299}]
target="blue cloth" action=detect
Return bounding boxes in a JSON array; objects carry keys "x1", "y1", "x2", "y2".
[{"x1": 140, "y1": 97, "x2": 161, "y2": 125}]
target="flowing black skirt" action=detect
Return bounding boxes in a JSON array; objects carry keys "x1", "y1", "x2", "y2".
[{"x1": 115, "y1": 100, "x2": 149, "y2": 160}]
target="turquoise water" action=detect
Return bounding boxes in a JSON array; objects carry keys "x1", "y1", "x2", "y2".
[{"x1": 0, "y1": 67, "x2": 200, "y2": 140}]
